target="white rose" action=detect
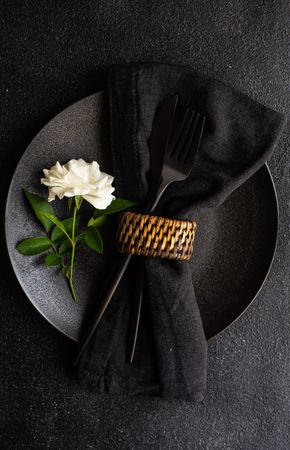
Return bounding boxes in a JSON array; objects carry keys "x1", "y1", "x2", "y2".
[{"x1": 41, "y1": 159, "x2": 115, "y2": 209}]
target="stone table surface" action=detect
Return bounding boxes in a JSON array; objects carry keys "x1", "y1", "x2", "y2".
[{"x1": 0, "y1": 1, "x2": 289, "y2": 449}]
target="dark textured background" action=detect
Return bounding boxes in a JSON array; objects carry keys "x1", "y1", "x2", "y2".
[{"x1": 0, "y1": 1, "x2": 289, "y2": 448}]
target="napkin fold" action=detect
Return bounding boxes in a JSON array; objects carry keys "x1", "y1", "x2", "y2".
[{"x1": 77, "y1": 63, "x2": 285, "y2": 401}]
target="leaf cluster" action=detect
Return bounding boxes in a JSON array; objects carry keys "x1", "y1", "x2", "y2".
[{"x1": 16, "y1": 191, "x2": 136, "y2": 302}]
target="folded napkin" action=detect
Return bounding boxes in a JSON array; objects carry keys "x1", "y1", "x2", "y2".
[{"x1": 77, "y1": 63, "x2": 285, "y2": 401}]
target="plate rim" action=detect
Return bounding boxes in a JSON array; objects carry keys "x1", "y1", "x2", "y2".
[
  {"x1": 5, "y1": 93, "x2": 279, "y2": 342},
  {"x1": 208, "y1": 162, "x2": 279, "y2": 341},
  {"x1": 5, "y1": 93, "x2": 104, "y2": 342}
]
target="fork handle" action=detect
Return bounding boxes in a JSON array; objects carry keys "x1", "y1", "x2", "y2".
[
  {"x1": 74, "y1": 183, "x2": 170, "y2": 367},
  {"x1": 73, "y1": 253, "x2": 132, "y2": 367}
]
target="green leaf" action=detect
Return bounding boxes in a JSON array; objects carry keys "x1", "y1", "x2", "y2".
[
  {"x1": 16, "y1": 237, "x2": 52, "y2": 255},
  {"x1": 75, "y1": 195, "x2": 83, "y2": 210},
  {"x1": 61, "y1": 265, "x2": 67, "y2": 276},
  {"x1": 40, "y1": 212, "x2": 71, "y2": 241},
  {"x1": 58, "y1": 239, "x2": 72, "y2": 255},
  {"x1": 94, "y1": 198, "x2": 137, "y2": 218},
  {"x1": 45, "y1": 253, "x2": 62, "y2": 266},
  {"x1": 76, "y1": 233, "x2": 85, "y2": 243},
  {"x1": 51, "y1": 216, "x2": 80, "y2": 243},
  {"x1": 84, "y1": 227, "x2": 103, "y2": 253},
  {"x1": 24, "y1": 190, "x2": 55, "y2": 233},
  {"x1": 68, "y1": 197, "x2": 73, "y2": 210},
  {"x1": 88, "y1": 215, "x2": 107, "y2": 227}
]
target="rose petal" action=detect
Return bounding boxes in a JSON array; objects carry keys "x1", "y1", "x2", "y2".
[{"x1": 41, "y1": 159, "x2": 115, "y2": 206}]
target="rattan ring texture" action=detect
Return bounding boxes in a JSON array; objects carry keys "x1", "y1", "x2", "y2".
[{"x1": 116, "y1": 211, "x2": 197, "y2": 260}]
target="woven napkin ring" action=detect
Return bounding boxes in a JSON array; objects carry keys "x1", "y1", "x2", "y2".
[{"x1": 116, "y1": 211, "x2": 197, "y2": 261}]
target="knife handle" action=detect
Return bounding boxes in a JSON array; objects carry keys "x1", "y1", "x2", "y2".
[
  {"x1": 127, "y1": 256, "x2": 145, "y2": 363},
  {"x1": 126, "y1": 190, "x2": 165, "y2": 363}
]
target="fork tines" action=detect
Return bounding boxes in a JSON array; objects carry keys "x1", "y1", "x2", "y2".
[{"x1": 168, "y1": 106, "x2": 206, "y2": 165}]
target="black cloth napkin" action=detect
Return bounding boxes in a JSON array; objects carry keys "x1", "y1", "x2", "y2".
[{"x1": 77, "y1": 63, "x2": 285, "y2": 401}]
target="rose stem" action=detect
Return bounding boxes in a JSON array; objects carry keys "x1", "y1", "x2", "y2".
[{"x1": 69, "y1": 200, "x2": 78, "y2": 302}]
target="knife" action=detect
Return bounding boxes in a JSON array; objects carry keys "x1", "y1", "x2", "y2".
[
  {"x1": 127, "y1": 94, "x2": 179, "y2": 363},
  {"x1": 73, "y1": 95, "x2": 178, "y2": 368}
]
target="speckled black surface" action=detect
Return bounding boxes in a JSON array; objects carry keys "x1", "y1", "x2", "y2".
[{"x1": 0, "y1": 1, "x2": 289, "y2": 448}]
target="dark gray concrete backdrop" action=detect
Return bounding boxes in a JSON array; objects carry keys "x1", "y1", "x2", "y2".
[{"x1": 0, "y1": 1, "x2": 289, "y2": 448}]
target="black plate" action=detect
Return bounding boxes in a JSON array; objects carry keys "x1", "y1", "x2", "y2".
[{"x1": 5, "y1": 92, "x2": 278, "y2": 341}]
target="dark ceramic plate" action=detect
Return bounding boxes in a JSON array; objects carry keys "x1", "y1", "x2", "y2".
[{"x1": 5, "y1": 92, "x2": 278, "y2": 341}]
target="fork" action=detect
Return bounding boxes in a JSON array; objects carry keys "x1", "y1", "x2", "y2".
[
  {"x1": 127, "y1": 105, "x2": 206, "y2": 362},
  {"x1": 73, "y1": 102, "x2": 205, "y2": 367}
]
